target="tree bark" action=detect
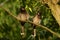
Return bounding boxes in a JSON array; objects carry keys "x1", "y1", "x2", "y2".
[{"x1": 42, "y1": 0, "x2": 60, "y2": 26}]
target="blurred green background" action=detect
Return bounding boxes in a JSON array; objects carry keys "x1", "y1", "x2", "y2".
[{"x1": 0, "y1": 0, "x2": 60, "y2": 40}]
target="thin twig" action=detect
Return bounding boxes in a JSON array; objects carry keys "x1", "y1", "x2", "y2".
[{"x1": 0, "y1": 5, "x2": 60, "y2": 38}]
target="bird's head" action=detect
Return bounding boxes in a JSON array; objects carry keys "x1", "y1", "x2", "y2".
[
  {"x1": 20, "y1": 7, "x2": 26, "y2": 13},
  {"x1": 37, "y1": 11, "x2": 41, "y2": 19}
]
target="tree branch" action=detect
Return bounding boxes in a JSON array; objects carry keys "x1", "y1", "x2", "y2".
[{"x1": 0, "y1": 5, "x2": 60, "y2": 38}]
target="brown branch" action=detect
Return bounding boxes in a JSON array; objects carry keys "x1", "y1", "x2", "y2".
[{"x1": 0, "y1": 5, "x2": 60, "y2": 38}]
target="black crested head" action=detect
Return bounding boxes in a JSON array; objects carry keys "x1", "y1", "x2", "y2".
[
  {"x1": 37, "y1": 12, "x2": 40, "y2": 16},
  {"x1": 20, "y1": 7, "x2": 26, "y2": 13},
  {"x1": 37, "y1": 11, "x2": 42, "y2": 19},
  {"x1": 37, "y1": 11, "x2": 41, "y2": 16}
]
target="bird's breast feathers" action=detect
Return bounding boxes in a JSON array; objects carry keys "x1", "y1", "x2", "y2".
[{"x1": 18, "y1": 13, "x2": 29, "y2": 21}]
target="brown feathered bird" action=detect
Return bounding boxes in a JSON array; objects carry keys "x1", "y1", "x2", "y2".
[
  {"x1": 17, "y1": 7, "x2": 29, "y2": 37},
  {"x1": 33, "y1": 12, "x2": 41, "y2": 25},
  {"x1": 32, "y1": 12, "x2": 41, "y2": 37}
]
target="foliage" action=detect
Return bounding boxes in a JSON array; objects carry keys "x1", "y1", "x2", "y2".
[{"x1": 0, "y1": 0, "x2": 60, "y2": 40}]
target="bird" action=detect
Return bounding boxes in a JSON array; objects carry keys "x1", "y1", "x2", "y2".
[
  {"x1": 17, "y1": 7, "x2": 29, "y2": 22},
  {"x1": 32, "y1": 12, "x2": 41, "y2": 38},
  {"x1": 17, "y1": 7, "x2": 30, "y2": 37},
  {"x1": 33, "y1": 12, "x2": 41, "y2": 25}
]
